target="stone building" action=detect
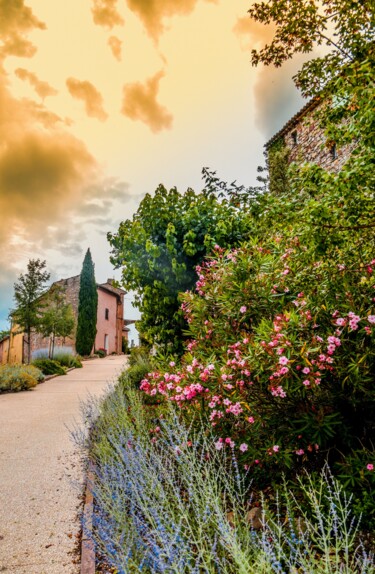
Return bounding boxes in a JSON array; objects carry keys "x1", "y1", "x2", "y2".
[
  {"x1": 265, "y1": 97, "x2": 355, "y2": 172},
  {"x1": 4, "y1": 276, "x2": 132, "y2": 363}
]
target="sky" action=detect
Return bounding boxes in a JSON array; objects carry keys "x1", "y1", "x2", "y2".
[{"x1": 0, "y1": 0, "x2": 306, "y2": 340}]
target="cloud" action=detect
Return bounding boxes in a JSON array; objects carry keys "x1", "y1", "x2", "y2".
[
  {"x1": 0, "y1": 0, "x2": 46, "y2": 59},
  {"x1": 108, "y1": 35, "x2": 122, "y2": 61},
  {"x1": 91, "y1": 0, "x2": 124, "y2": 29},
  {"x1": 121, "y1": 71, "x2": 173, "y2": 133},
  {"x1": 233, "y1": 16, "x2": 276, "y2": 52},
  {"x1": 15, "y1": 68, "x2": 58, "y2": 100},
  {"x1": 66, "y1": 78, "x2": 108, "y2": 121},
  {"x1": 125, "y1": 0, "x2": 217, "y2": 40}
]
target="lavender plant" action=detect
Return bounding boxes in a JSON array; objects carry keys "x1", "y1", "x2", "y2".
[{"x1": 84, "y1": 379, "x2": 374, "y2": 573}]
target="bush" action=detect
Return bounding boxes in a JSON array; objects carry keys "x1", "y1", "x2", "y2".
[
  {"x1": 53, "y1": 351, "x2": 82, "y2": 369},
  {"x1": 84, "y1": 379, "x2": 374, "y2": 573},
  {"x1": 118, "y1": 348, "x2": 153, "y2": 389},
  {"x1": 32, "y1": 359, "x2": 66, "y2": 376},
  {"x1": 96, "y1": 348, "x2": 107, "y2": 358},
  {"x1": 0, "y1": 364, "x2": 44, "y2": 393}
]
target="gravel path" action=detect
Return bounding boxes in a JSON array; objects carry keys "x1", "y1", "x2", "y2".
[{"x1": 0, "y1": 355, "x2": 127, "y2": 574}]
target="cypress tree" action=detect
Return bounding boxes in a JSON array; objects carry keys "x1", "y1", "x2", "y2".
[{"x1": 76, "y1": 249, "x2": 98, "y2": 356}]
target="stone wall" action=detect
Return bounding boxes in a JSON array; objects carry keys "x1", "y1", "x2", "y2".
[{"x1": 267, "y1": 99, "x2": 356, "y2": 173}]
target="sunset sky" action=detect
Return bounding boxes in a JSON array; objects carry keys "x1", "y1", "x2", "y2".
[{"x1": 0, "y1": 0, "x2": 306, "y2": 335}]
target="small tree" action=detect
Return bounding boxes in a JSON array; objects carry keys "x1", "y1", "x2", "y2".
[
  {"x1": 76, "y1": 249, "x2": 98, "y2": 356},
  {"x1": 39, "y1": 286, "x2": 75, "y2": 358},
  {"x1": 12, "y1": 259, "x2": 50, "y2": 363}
]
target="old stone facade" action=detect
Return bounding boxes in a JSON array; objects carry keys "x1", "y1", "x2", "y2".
[{"x1": 266, "y1": 98, "x2": 355, "y2": 172}]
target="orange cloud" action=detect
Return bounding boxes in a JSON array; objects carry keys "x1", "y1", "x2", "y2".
[
  {"x1": 126, "y1": 0, "x2": 217, "y2": 40},
  {"x1": 0, "y1": 0, "x2": 45, "y2": 59},
  {"x1": 15, "y1": 68, "x2": 58, "y2": 100},
  {"x1": 108, "y1": 36, "x2": 122, "y2": 61},
  {"x1": 121, "y1": 71, "x2": 173, "y2": 133},
  {"x1": 233, "y1": 16, "x2": 276, "y2": 51},
  {"x1": 66, "y1": 78, "x2": 108, "y2": 121},
  {"x1": 91, "y1": 0, "x2": 124, "y2": 29}
]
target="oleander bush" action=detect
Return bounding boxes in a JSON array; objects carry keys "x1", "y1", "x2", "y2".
[
  {"x1": 0, "y1": 363, "x2": 44, "y2": 393},
  {"x1": 32, "y1": 358, "x2": 66, "y2": 376}
]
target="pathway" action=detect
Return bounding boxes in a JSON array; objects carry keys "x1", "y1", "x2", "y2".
[{"x1": 0, "y1": 355, "x2": 127, "y2": 574}]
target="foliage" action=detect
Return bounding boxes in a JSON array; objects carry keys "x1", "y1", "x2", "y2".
[
  {"x1": 96, "y1": 348, "x2": 107, "y2": 358},
  {"x1": 248, "y1": 0, "x2": 374, "y2": 97},
  {"x1": 0, "y1": 363, "x2": 44, "y2": 393},
  {"x1": 108, "y1": 182, "x2": 256, "y2": 353},
  {"x1": 11, "y1": 259, "x2": 50, "y2": 364},
  {"x1": 81, "y1": 378, "x2": 374, "y2": 573},
  {"x1": 32, "y1": 358, "x2": 66, "y2": 376},
  {"x1": 53, "y1": 350, "x2": 82, "y2": 369},
  {"x1": 0, "y1": 329, "x2": 10, "y2": 341},
  {"x1": 76, "y1": 249, "x2": 98, "y2": 356},
  {"x1": 38, "y1": 285, "x2": 75, "y2": 359}
]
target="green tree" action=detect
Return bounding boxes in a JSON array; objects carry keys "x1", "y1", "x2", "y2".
[
  {"x1": 39, "y1": 285, "x2": 75, "y2": 358},
  {"x1": 248, "y1": 0, "x2": 374, "y2": 97},
  {"x1": 108, "y1": 180, "x2": 255, "y2": 353},
  {"x1": 76, "y1": 249, "x2": 98, "y2": 356},
  {"x1": 11, "y1": 259, "x2": 50, "y2": 364}
]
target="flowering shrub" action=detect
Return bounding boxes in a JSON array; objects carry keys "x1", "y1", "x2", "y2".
[
  {"x1": 85, "y1": 380, "x2": 374, "y2": 573},
  {"x1": 0, "y1": 363, "x2": 44, "y2": 392},
  {"x1": 140, "y1": 237, "x2": 375, "y2": 501}
]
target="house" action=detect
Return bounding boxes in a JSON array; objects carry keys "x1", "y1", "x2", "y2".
[
  {"x1": 265, "y1": 97, "x2": 356, "y2": 172},
  {"x1": 2, "y1": 276, "x2": 134, "y2": 363}
]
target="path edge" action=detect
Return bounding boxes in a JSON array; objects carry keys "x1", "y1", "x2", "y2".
[{"x1": 80, "y1": 463, "x2": 96, "y2": 574}]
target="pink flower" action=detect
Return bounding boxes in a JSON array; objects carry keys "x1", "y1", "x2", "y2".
[
  {"x1": 368, "y1": 316, "x2": 375, "y2": 325},
  {"x1": 215, "y1": 440, "x2": 224, "y2": 450},
  {"x1": 169, "y1": 361, "x2": 176, "y2": 367},
  {"x1": 367, "y1": 464, "x2": 374, "y2": 471},
  {"x1": 272, "y1": 445, "x2": 280, "y2": 452},
  {"x1": 240, "y1": 306, "x2": 247, "y2": 314},
  {"x1": 239, "y1": 443, "x2": 248, "y2": 453},
  {"x1": 302, "y1": 367, "x2": 310, "y2": 375},
  {"x1": 303, "y1": 380, "x2": 310, "y2": 386},
  {"x1": 295, "y1": 449, "x2": 304, "y2": 456},
  {"x1": 278, "y1": 356, "x2": 289, "y2": 365},
  {"x1": 247, "y1": 416, "x2": 255, "y2": 424}
]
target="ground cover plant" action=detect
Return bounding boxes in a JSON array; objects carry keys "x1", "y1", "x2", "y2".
[
  {"x1": 0, "y1": 363, "x2": 44, "y2": 392},
  {"x1": 83, "y1": 373, "x2": 374, "y2": 573}
]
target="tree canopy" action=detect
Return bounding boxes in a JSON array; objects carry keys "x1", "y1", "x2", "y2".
[
  {"x1": 12, "y1": 259, "x2": 50, "y2": 363},
  {"x1": 76, "y1": 249, "x2": 98, "y2": 356},
  {"x1": 108, "y1": 180, "x2": 256, "y2": 353},
  {"x1": 39, "y1": 285, "x2": 75, "y2": 358}
]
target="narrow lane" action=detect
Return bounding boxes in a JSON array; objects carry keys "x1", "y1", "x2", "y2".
[{"x1": 0, "y1": 355, "x2": 127, "y2": 574}]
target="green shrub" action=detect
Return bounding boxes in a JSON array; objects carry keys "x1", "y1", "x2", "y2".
[
  {"x1": 53, "y1": 352, "x2": 82, "y2": 369},
  {"x1": 32, "y1": 359, "x2": 66, "y2": 376},
  {"x1": 96, "y1": 348, "x2": 107, "y2": 358},
  {"x1": 0, "y1": 364, "x2": 44, "y2": 393}
]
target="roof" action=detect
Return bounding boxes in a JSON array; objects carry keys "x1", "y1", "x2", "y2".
[
  {"x1": 265, "y1": 97, "x2": 321, "y2": 149},
  {"x1": 98, "y1": 282, "x2": 125, "y2": 299}
]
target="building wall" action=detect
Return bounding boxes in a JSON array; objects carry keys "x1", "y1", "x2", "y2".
[
  {"x1": 6, "y1": 331, "x2": 24, "y2": 364},
  {"x1": 0, "y1": 337, "x2": 9, "y2": 364},
  {"x1": 95, "y1": 288, "x2": 121, "y2": 354},
  {"x1": 281, "y1": 103, "x2": 355, "y2": 173}
]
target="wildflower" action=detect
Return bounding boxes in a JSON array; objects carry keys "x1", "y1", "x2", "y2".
[
  {"x1": 367, "y1": 464, "x2": 374, "y2": 471},
  {"x1": 240, "y1": 306, "x2": 247, "y2": 314},
  {"x1": 239, "y1": 443, "x2": 248, "y2": 453}
]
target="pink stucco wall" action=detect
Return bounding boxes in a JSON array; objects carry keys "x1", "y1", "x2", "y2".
[{"x1": 95, "y1": 289, "x2": 119, "y2": 354}]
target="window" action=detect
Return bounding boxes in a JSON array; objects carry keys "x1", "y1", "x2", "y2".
[
  {"x1": 105, "y1": 308, "x2": 109, "y2": 320},
  {"x1": 104, "y1": 334, "x2": 109, "y2": 351},
  {"x1": 330, "y1": 143, "x2": 337, "y2": 160},
  {"x1": 291, "y1": 130, "x2": 298, "y2": 146}
]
